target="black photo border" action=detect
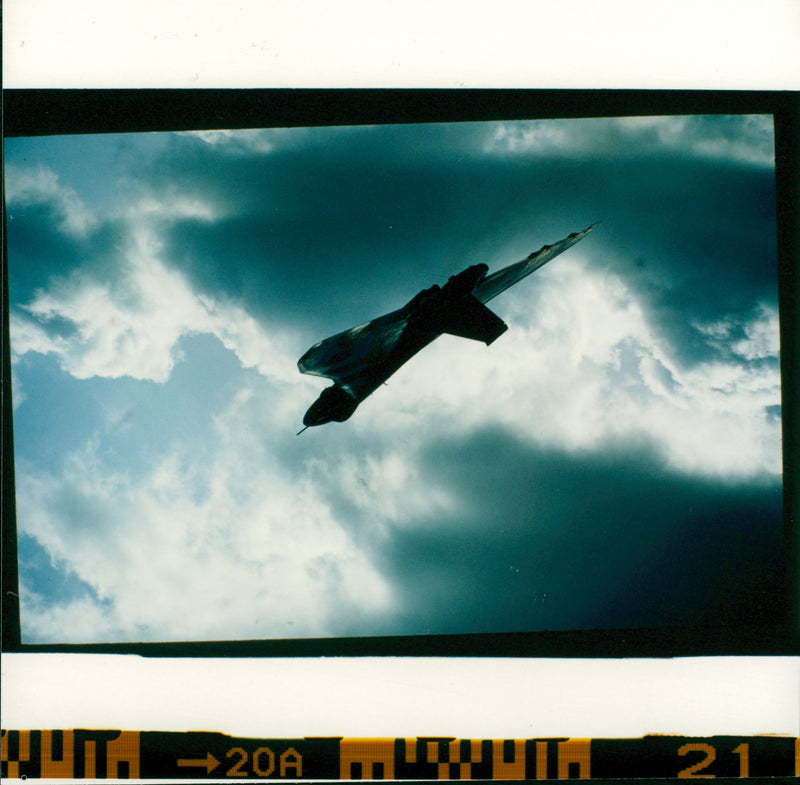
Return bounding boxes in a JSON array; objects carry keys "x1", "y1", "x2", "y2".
[{"x1": 2, "y1": 88, "x2": 798, "y2": 658}]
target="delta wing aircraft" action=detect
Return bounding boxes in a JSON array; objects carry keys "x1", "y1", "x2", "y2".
[{"x1": 297, "y1": 224, "x2": 597, "y2": 432}]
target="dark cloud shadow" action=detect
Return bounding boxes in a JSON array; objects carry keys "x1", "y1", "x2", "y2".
[
  {"x1": 138, "y1": 123, "x2": 778, "y2": 378},
  {"x1": 344, "y1": 429, "x2": 784, "y2": 636}
]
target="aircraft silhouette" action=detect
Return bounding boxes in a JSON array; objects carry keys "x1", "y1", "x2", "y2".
[{"x1": 297, "y1": 224, "x2": 597, "y2": 432}]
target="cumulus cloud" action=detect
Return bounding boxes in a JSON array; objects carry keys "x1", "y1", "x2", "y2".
[
  {"x1": 11, "y1": 216, "x2": 299, "y2": 386},
  {"x1": 487, "y1": 115, "x2": 775, "y2": 167},
  {"x1": 19, "y1": 592, "x2": 123, "y2": 644},
  {"x1": 17, "y1": 386, "x2": 393, "y2": 643},
  {"x1": 13, "y1": 245, "x2": 779, "y2": 642},
  {"x1": 177, "y1": 125, "x2": 352, "y2": 157},
  {"x1": 359, "y1": 255, "x2": 781, "y2": 478},
  {"x1": 181, "y1": 129, "x2": 272, "y2": 150},
  {"x1": 5, "y1": 164, "x2": 97, "y2": 237},
  {"x1": 7, "y1": 115, "x2": 783, "y2": 643}
]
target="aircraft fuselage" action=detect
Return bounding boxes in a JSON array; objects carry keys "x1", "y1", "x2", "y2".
[
  {"x1": 301, "y1": 265, "x2": 493, "y2": 427},
  {"x1": 297, "y1": 224, "x2": 597, "y2": 431}
]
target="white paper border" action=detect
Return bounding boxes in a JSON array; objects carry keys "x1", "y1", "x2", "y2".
[
  {"x1": 2, "y1": 654, "x2": 798, "y2": 737},
  {"x1": 2, "y1": 0, "x2": 798, "y2": 748},
  {"x1": 3, "y1": 1, "x2": 800, "y2": 89}
]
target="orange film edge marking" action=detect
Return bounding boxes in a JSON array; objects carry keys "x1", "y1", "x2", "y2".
[
  {"x1": 339, "y1": 738, "x2": 395, "y2": 780},
  {"x1": 558, "y1": 739, "x2": 591, "y2": 780},
  {"x1": 1, "y1": 731, "x2": 31, "y2": 779},
  {"x1": 492, "y1": 740, "x2": 525, "y2": 781},
  {"x1": 535, "y1": 741, "x2": 548, "y2": 780},
  {"x1": 41, "y1": 731, "x2": 74, "y2": 778},
  {"x1": 795, "y1": 737, "x2": 799, "y2": 778}
]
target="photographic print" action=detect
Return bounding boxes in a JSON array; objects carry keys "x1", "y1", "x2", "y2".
[{"x1": 5, "y1": 112, "x2": 784, "y2": 646}]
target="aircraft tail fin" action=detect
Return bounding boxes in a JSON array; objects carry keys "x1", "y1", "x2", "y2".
[{"x1": 440, "y1": 295, "x2": 508, "y2": 345}]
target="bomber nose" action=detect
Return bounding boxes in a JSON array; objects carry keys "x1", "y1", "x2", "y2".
[
  {"x1": 302, "y1": 384, "x2": 359, "y2": 428},
  {"x1": 303, "y1": 400, "x2": 330, "y2": 427}
]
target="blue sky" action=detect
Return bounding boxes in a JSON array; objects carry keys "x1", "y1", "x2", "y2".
[{"x1": 5, "y1": 114, "x2": 784, "y2": 643}]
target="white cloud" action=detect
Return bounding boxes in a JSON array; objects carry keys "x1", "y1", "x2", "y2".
[
  {"x1": 179, "y1": 128, "x2": 277, "y2": 155},
  {"x1": 178, "y1": 126, "x2": 329, "y2": 156},
  {"x1": 180, "y1": 129, "x2": 264, "y2": 148},
  {"x1": 9, "y1": 172, "x2": 401, "y2": 642},
  {"x1": 615, "y1": 115, "x2": 691, "y2": 146},
  {"x1": 487, "y1": 115, "x2": 775, "y2": 167},
  {"x1": 488, "y1": 122, "x2": 571, "y2": 155},
  {"x1": 9, "y1": 144, "x2": 782, "y2": 644},
  {"x1": 11, "y1": 213, "x2": 300, "y2": 386},
  {"x1": 693, "y1": 305, "x2": 780, "y2": 363},
  {"x1": 690, "y1": 115, "x2": 776, "y2": 167},
  {"x1": 132, "y1": 193, "x2": 219, "y2": 222},
  {"x1": 17, "y1": 386, "x2": 394, "y2": 643},
  {"x1": 359, "y1": 255, "x2": 782, "y2": 478},
  {"x1": 19, "y1": 590, "x2": 123, "y2": 644},
  {"x1": 5, "y1": 164, "x2": 96, "y2": 237},
  {"x1": 311, "y1": 449, "x2": 461, "y2": 533},
  {"x1": 732, "y1": 304, "x2": 780, "y2": 360},
  {"x1": 10, "y1": 371, "x2": 27, "y2": 410},
  {"x1": 14, "y1": 251, "x2": 782, "y2": 643}
]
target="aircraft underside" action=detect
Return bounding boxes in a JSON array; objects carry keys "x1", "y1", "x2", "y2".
[{"x1": 297, "y1": 225, "x2": 597, "y2": 431}]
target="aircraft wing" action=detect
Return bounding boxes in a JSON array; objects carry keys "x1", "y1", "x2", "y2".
[
  {"x1": 297, "y1": 308, "x2": 409, "y2": 396},
  {"x1": 298, "y1": 224, "x2": 597, "y2": 398},
  {"x1": 472, "y1": 223, "x2": 597, "y2": 304}
]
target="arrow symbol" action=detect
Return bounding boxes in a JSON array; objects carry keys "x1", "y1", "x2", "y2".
[{"x1": 177, "y1": 752, "x2": 220, "y2": 773}]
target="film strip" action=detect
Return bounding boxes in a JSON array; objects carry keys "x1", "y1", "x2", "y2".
[{"x1": 2, "y1": 731, "x2": 798, "y2": 780}]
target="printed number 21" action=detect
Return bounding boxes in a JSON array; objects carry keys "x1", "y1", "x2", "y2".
[{"x1": 678, "y1": 743, "x2": 750, "y2": 778}]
